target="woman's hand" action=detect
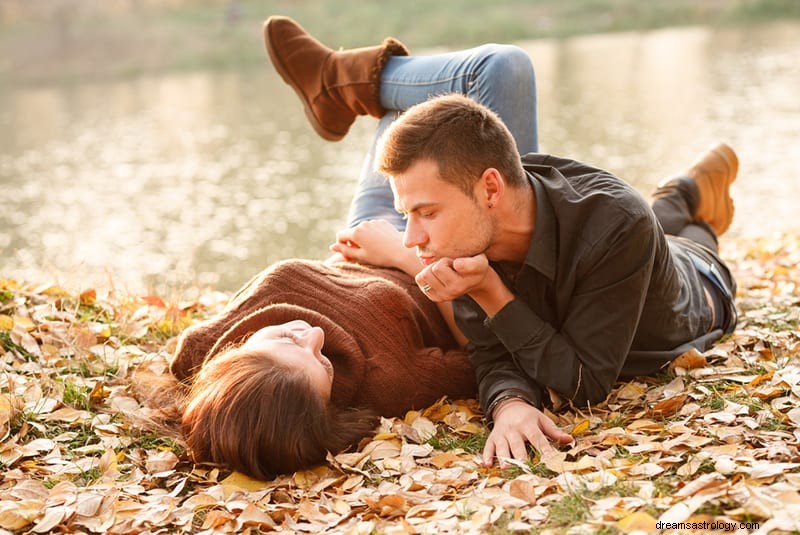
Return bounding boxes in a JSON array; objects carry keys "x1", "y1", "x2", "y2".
[{"x1": 331, "y1": 219, "x2": 422, "y2": 276}]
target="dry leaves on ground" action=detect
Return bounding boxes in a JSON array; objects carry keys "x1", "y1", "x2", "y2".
[{"x1": 1, "y1": 235, "x2": 799, "y2": 534}]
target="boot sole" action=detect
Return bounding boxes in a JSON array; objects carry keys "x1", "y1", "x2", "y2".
[{"x1": 264, "y1": 20, "x2": 345, "y2": 142}]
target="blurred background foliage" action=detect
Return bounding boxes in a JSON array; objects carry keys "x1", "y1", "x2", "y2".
[{"x1": 2, "y1": 0, "x2": 800, "y2": 85}]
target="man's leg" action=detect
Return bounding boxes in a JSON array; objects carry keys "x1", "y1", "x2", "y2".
[
  {"x1": 651, "y1": 143, "x2": 739, "y2": 333},
  {"x1": 346, "y1": 45, "x2": 539, "y2": 228},
  {"x1": 650, "y1": 142, "x2": 739, "y2": 253}
]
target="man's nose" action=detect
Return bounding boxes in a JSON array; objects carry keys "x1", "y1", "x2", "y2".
[{"x1": 403, "y1": 219, "x2": 426, "y2": 249}]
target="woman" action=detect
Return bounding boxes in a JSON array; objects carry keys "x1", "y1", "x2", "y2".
[
  {"x1": 171, "y1": 223, "x2": 477, "y2": 479},
  {"x1": 166, "y1": 17, "x2": 539, "y2": 479}
]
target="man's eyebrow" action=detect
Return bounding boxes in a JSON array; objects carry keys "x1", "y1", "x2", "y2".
[{"x1": 396, "y1": 201, "x2": 438, "y2": 214}]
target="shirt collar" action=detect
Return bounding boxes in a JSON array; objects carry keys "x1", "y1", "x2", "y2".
[{"x1": 523, "y1": 170, "x2": 557, "y2": 281}]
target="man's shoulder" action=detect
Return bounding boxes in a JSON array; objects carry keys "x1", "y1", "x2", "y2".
[
  {"x1": 521, "y1": 152, "x2": 607, "y2": 178},
  {"x1": 523, "y1": 152, "x2": 649, "y2": 219}
]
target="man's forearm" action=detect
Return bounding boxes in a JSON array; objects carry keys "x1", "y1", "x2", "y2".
[{"x1": 467, "y1": 269, "x2": 514, "y2": 317}]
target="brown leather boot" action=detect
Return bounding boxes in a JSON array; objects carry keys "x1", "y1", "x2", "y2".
[
  {"x1": 264, "y1": 16, "x2": 409, "y2": 141},
  {"x1": 685, "y1": 142, "x2": 739, "y2": 236}
]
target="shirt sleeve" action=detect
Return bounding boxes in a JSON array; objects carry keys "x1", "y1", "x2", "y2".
[{"x1": 460, "y1": 210, "x2": 658, "y2": 413}]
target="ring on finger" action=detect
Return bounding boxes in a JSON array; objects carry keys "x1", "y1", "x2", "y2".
[{"x1": 420, "y1": 283, "x2": 432, "y2": 293}]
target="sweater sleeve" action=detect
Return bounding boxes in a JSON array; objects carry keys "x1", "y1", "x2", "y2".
[
  {"x1": 359, "y1": 345, "x2": 477, "y2": 417},
  {"x1": 170, "y1": 320, "x2": 220, "y2": 382}
]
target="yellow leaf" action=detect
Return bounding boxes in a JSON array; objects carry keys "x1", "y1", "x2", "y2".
[
  {"x1": 422, "y1": 398, "x2": 451, "y2": 421},
  {"x1": 373, "y1": 432, "x2": 397, "y2": 441},
  {"x1": 746, "y1": 371, "x2": 774, "y2": 388},
  {"x1": 571, "y1": 419, "x2": 591, "y2": 436},
  {"x1": 38, "y1": 284, "x2": 69, "y2": 297},
  {"x1": 12, "y1": 315, "x2": 35, "y2": 332},
  {"x1": 404, "y1": 410, "x2": 421, "y2": 425},
  {"x1": 454, "y1": 422, "x2": 483, "y2": 435},
  {"x1": 89, "y1": 382, "x2": 109, "y2": 407},
  {"x1": 0, "y1": 315, "x2": 13, "y2": 331},
  {"x1": 616, "y1": 511, "x2": 657, "y2": 533},
  {"x1": 221, "y1": 471, "x2": 270, "y2": 492}
]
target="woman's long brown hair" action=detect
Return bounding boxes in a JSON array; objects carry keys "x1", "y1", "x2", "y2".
[{"x1": 138, "y1": 346, "x2": 378, "y2": 479}]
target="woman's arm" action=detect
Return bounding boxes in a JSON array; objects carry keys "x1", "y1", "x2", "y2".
[
  {"x1": 330, "y1": 219, "x2": 467, "y2": 346},
  {"x1": 330, "y1": 219, "x2": 419, "y2": 274},
  {"x1": 435, "y1": 300, "x2": 469, "y2": 347}
]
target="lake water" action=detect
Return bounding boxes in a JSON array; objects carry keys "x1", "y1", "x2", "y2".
[{"x1": 2, "y1": 21, "x2": 798, "y2": 293}]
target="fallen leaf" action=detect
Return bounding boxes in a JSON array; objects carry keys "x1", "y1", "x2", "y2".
[
  {"x1": 571, "y1": 419, "x2": 591, "y2": 436},
  {"x1": 616, "y1": 511, "x2": 657, "y2": 533},
  {"x1": 221, "y1": 471, "x2": 270, "y2": 492},
  {"x1": 648, "y1": 393, "x2": 688, "y2": 418},
  {"x1": 508, "y1": 478, "x2": 539, "y2": 504},
  {"x1": 669, "y1": 348, "x2": 708, "y2": 371}
]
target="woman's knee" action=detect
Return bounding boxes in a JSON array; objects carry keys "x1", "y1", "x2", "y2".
[{"x1": 474, "y1": 44, "x2": 535, "y2": 85}]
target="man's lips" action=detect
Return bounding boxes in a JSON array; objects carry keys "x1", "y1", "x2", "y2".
[{"x1": 418, "y1": 255, "x2": 435, "y2": 266}]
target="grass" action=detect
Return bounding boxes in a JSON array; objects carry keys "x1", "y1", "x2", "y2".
[
  {"x1": 427, "y1": 428, "x2": 487, "y2": 455},
  {"x1": 2, "y1": 0, "x2": 800, "y2": 84}
]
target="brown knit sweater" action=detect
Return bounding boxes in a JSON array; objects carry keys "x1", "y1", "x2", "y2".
[{"x1": 170, "y1": 260, "x2": 477, "y2": 416}]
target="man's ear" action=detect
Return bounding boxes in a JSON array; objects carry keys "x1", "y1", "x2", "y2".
[{"x1": 479, "y1": 167, "x2": 505, "y2": 208}]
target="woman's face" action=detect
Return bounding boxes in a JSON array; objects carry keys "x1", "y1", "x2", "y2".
[{"x1": 242, "y1": 320, "x2": 334, "y2": 399}]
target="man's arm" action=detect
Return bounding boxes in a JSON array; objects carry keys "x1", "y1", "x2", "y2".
[{"x1": 421, "y1": 214, "x2": 659, "y2": 463}]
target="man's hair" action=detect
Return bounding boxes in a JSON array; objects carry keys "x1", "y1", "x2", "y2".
[
  {"x1": 180, "y1": 345, "x2": 378, "y2": 479},
  {"x1": 377, "y1": 93, "x2": 526, "y2": 197}
]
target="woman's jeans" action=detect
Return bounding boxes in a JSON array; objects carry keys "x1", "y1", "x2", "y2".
[{"x1": 345, "y1": 44, "x2": 538, "y2": 229}]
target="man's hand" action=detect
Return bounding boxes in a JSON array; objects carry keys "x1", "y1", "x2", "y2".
[
  {"x1": 416, "y1": 255, "x2": 513, "y2": 316},
  {"x1": 330, "y1": 220, "x2": 421, "y2": 276},
  {"x1": 483, "y1": 398, "x2": 573, "y2": 467}
]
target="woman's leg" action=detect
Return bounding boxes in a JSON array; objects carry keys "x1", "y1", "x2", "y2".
[{"x1": 346, "y1": 44, "x2": 538, "y2": 229}]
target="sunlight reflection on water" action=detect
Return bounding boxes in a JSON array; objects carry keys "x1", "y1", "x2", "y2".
[{"x1": 2, "y1": 22, "x2": 798, "y2": 293}]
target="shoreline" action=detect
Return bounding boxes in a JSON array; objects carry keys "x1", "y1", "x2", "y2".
[{"x1": 2, "y1": 0, "x2": 799, "y2": 86}]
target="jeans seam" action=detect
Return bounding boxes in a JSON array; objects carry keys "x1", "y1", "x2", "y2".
[{"x1": 382, "y1": 71, "x2": 478, "y2": 89}]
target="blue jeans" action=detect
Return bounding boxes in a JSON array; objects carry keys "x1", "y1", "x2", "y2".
[{"x1": 345, "y1": 44, "x2": 539, "y2": 229}]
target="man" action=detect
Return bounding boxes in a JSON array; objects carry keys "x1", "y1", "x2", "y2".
[
  {"x1": 375, "y1": 94, "x2": 737, "y2": 465},
  {"x1": 264, "y1": 16, "x2": 738, "y2": 466}
]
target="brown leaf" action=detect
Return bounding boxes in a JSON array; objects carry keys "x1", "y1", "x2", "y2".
[
  {"x1": 668, "y1": 348, "x2": 708, "y2": 371},
  {"x1": 647, "y1": 393, "x2": 688, "y2": 418},
  {"x1": 429, "y1": 453, "x2": 461, "y2": 469},
  {"x1": 368, "y1": 494, "x2": 408, "y2": 518},
  {"x1": 79, "y1": 289, "x2": 97, "y2": 305}
]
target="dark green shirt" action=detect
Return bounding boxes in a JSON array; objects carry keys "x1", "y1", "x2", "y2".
[{"x1": 454, "y1": 153, "x2": 734, "y2": 414}]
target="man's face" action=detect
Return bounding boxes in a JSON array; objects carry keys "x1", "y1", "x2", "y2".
[{"x1": 391, "y1": 159, "x2": 494, "y2": 265}]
